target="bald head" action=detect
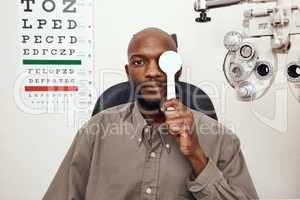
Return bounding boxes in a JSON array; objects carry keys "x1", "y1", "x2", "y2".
[{"x1": 127, "y1": 27, "x2": 177, "y2": 59}]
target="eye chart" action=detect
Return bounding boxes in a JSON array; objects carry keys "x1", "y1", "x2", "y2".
[{"x1": 16, "y1": 0, "x2": 95, "y2": 125}]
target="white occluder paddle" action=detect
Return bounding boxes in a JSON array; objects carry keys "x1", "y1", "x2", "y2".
[{"x1": 159, "y1": 50, "x2": 183, "y2": 111}]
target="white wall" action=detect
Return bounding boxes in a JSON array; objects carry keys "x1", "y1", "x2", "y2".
[{"x1": 1, "y1": 0, "x2": 300, "y2": 199}]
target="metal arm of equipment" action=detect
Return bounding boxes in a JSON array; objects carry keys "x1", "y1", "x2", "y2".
[
  {"x1": 194, "y1": 0, "x2": 277, "y2": 22},
  {"x1": 194, "y1": 0, "x2": 300, "y2": 51}
]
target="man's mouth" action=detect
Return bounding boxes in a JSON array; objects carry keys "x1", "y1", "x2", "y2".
[
  {"x1": 142, "y1": 86, "x2": 162, "y2": 92},
  {"x1": 139, "y1": 81, "x2": 165, "y2": 93},
  {"x1": 141, "y1": 81, "x2": 164, "y2": 88}
]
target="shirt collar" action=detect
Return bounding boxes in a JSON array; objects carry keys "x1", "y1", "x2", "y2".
[{"x1": 131, "y1": 100, "x2": 171, "y2": 153}]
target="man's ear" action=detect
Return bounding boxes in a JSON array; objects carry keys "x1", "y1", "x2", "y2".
[
  {"x1": 175, "y1": 67, "x2": 182, "y2": 80},
  {"x1": 125, "y1": 64, "x2": 130, "y2": 79}
]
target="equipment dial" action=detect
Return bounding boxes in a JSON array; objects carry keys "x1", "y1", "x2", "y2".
[{"x1": 224, "y1": 31, "x2": 243, "y2": 52}]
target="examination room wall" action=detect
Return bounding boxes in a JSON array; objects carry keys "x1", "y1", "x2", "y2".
[{"x1": 1, "y1": 0, "x2": 300, "y2": 199}]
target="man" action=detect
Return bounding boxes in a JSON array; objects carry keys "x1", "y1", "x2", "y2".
[{"x1": 43, "y1": 27, "x2": 258, "y2": 200}]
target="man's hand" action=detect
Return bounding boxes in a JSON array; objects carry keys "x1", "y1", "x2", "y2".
[{"x1": 162, "y1": 98, "x2": 208, "y2": 176}]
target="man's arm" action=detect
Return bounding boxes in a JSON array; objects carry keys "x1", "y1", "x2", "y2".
[
  {"x1": 43, "y1": 126, "x2": 95, "y2": 200},
  {"x1": 186, "y1": 134, "x2": 258, "y2": 200}
]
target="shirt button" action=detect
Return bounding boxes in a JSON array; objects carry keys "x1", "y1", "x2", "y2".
[
  {"x1": 146, "y1": 187, "x2": 152, "y2": 194},
  {"x1": 150, "y1": 152, "x2": 156, "y2": 158},
  {"x1": 144, "y1": 126, "x2": 151, "y2": 134}
]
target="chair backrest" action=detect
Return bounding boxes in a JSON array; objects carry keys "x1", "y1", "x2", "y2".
[{"x1": 92, "y1": 81, "x2": 218, "y2": 120}]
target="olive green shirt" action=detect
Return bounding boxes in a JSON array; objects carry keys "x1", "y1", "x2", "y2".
[{"x1": 43, "y1": 101, "x2": 258, "y2": 200}]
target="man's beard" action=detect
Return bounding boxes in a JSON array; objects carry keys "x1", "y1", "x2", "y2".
[
  {"x1": 137, "y1": 95, "x2": 164, "y2": 111},
  {"x1": 135, "y1": 85, "x2": 167, "y2": 115}
]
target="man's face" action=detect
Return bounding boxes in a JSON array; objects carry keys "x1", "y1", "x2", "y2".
[{"x1": 126, "y1": 32, "x2": 179, "y2": 104}]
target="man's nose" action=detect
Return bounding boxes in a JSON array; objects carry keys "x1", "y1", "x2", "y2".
[{"x1": 145, "y1": 60, "x2": 164, "y2": 78}]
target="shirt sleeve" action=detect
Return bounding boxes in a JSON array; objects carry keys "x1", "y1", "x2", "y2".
[
  {"x1": 43, "y1": 126, "x2": 96, "y2": 200},
  {"x1": 186, "y1": 134, "x2": 259, "y2": 200}
]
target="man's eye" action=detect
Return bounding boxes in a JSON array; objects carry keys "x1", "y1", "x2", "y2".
[{"x1": 132, "y1": 60, "x2": 144, "y2": 66}]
